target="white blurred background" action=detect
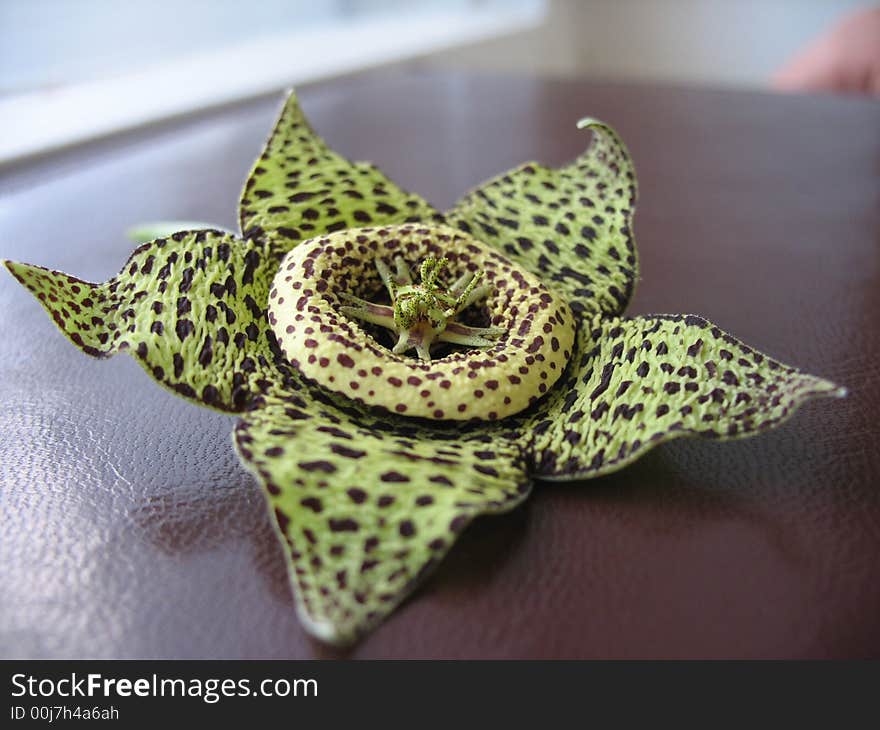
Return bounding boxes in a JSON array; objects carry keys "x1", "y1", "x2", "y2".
[
  {"x1": 430, "y1": 0, "x2": 872, "y2": 86},
  {"x1": 0, "y1": 0, "x2": 873, "y2": 164}
]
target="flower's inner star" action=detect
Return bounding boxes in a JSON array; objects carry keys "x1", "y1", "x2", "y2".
[{"x1": 339, "y1": 255, "x2": 505, "y2": 361}]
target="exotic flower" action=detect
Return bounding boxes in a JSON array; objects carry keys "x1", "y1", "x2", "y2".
[{"x1": 4, "y1": 92, "x2": 844, "y2": 645}]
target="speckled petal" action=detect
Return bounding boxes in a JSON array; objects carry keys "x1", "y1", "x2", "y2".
[
  {"x1": 4, "y1": 230, "x2": 291, "y2": 412},
  {"x1": 515, "y1": 314, "x2": 845, "y2": 479},
  {"x1": 234, "y1": 391, "x2": 532, "y2": 645},
  {"x1": 445, "y1": 119, "x2": 637, "y2": 318},
  {"x1": 239, "y1": 91, "x2": 440, "y2": 254}
]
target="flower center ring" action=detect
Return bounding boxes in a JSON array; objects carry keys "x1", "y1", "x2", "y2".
[{"x1": 269, "y1": 224, "x2": 575, "y2": 420}]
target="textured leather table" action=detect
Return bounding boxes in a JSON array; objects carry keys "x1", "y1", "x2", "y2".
[{"x1": 1, "y1": 71, "x2": 878, "y2": 659}]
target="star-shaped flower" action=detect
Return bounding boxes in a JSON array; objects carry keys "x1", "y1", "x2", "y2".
[{"x1": 4, "y1": 92, "x2": 844, "y2": 645}]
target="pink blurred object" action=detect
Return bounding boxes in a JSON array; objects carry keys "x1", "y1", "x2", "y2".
[{"x1": 773, "y1": 6, "x2": 880, "y2": 95}]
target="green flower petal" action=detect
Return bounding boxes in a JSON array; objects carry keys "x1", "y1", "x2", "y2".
[
  {"x1": 239, "y1": 91, "x2": 440, "y2": 255},
  {"x1": 516, "y1": 314, "x2": 845, "y2": 479},
  {"x1": 444, "y1": 118, "x2": 637, "y2": 318},
  {"x1": 5, "y1": 230, "x2": 291, "y2": 412},
  {"x1": 234, "y1": 391, "x2": 531, "y2": 645}
]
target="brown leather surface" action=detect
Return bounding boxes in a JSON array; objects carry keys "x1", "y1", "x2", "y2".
[{"x1": 1, "y1": 71, "x2": 878, "y2": 659}]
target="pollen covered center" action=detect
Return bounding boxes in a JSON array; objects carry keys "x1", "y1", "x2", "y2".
[{"x1": 269, "y1": 224, "x2": 575, "y2": 421}]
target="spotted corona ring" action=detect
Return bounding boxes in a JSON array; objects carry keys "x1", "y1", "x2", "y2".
[{"x1": 268, "y1": 224, "x2": 575, "y2": 420}]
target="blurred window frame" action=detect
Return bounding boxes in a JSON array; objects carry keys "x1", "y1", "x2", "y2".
[{"x1": 0, "y1": 0, "x2": 544, "y2": 167}]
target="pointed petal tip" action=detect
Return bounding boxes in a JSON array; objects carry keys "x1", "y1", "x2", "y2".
[
  {"x1": 298, "y1": 612, "x2": 353, "y2": 647},
  {"x1": 1, "y1": 259, "x2": 27, "y2": 287},
  {"x1": 4, "y1": 259, "x2": 43, "y2": 287},
  {"x1": 805, "y1": 374, "x2": 847, "y2": 400},
  {"x1": 576, "y1": 116, "x2": 603, "y2": 130}
]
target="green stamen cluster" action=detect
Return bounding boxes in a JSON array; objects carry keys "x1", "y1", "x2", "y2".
[{"x1": 340, "y1": 255, "x2": 504, "y2": 361}]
